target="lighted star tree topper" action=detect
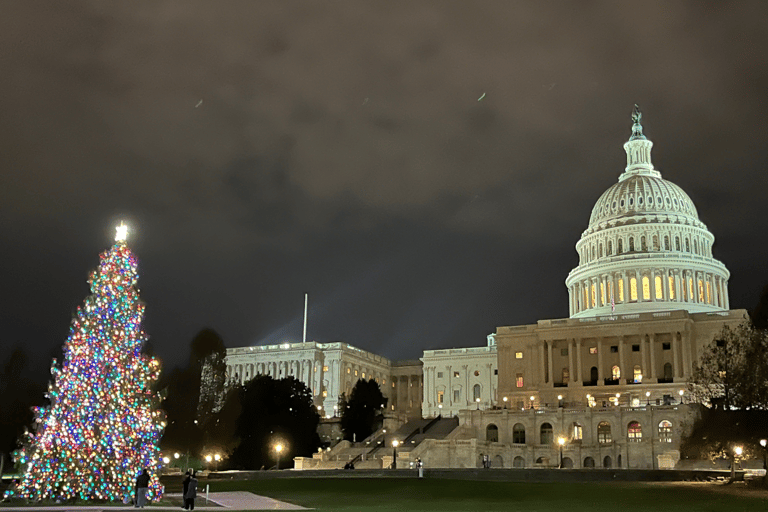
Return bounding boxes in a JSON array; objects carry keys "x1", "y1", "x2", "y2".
[{"x1": 6, "y1": 223, "x2": 165, "y2": 503}]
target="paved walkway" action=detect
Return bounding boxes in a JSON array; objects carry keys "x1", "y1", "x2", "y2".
[{"x1": 0, "y1": 491, "x2": 308, "y2": 511}]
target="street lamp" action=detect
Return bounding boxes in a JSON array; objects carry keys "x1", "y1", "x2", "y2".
[
  {"x1": 205, "y1": 454, "x2": 212, "y2": 470},
  {"x1": 646, "y1": 391, "x2": 651, "y2": 405},
  {"x1": 760, "y1": 439, "x2": 767, "y2": 479},
  {"x1": 502, "y1": 397, "x2": 508, "y2": 409},
  {"x1": 214, "y1": 453, "x2": 221, "y2": 472},
  {"x1": 275, "y1": 443, "x2": 284, "y2": 470},
  {"x1": 678, "y1": 389, "x2": 685, "y2": 404},
  {"x1": 476, "y1": 397, "x2": 481, "y2": 410},
  {"x1": 529, "y1": 396, "x2": 535, "y2": 409},
  {"x1": 557, "y1": 436, "x2": 566, "y2": 469},
  {"x1": 392, "y1": 440, "x2": 399, "y2": 469},
  {"x1": 438, "y1": 404, "x2": 443, "y2": 417}
]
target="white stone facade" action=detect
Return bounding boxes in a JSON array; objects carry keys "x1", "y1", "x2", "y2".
[
  {"x1": 225, "y1": 341, "x2": 422, "y2": 419},
  {"x1": 421, "y1": 335, "x2": 498, "y2": 417}
]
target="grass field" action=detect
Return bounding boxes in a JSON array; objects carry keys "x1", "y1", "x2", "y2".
[{"x1": 205, "y1": 477, "x2": 768, "y2": 512}]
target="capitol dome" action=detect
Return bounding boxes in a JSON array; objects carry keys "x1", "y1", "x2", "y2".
[{"x1": 565, "y1": 107, "x2": 730, "y2": 318}]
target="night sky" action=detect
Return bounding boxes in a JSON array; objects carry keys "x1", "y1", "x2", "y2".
[{"x1": 2, "y1": 2, "x2": 767, "y2": 385}]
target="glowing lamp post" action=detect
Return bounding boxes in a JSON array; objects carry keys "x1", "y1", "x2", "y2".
[
  {"x1": 557, "y1": 436, "x2": 566, "y2": 469},
  {"x1": 678, "y1": 389, "x2": 685, "y2": 404},
  {"x1": 502, "y1": 397, "x2": 508, "y2": 409},
  {"x1": 275, "y1": 444, "x2": 284, "y2": 470},
  {"x1": 761, "y1": 439, "x2": 767, "y2": 470},
  {"x1": 646, "y1": 391, "x2": 651, "y2": 405},
  {"x1": 392, "y1": 440, "x2": 399, "y2": 470},
  {"x1": 214, "y1": 453, "x2": 221, "y2": 472},
  {"x1": 476, "y1": 397, "x2": 481, "y2": 410}
]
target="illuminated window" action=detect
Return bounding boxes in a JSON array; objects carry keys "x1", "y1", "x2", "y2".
[
  {"x1": 362, "y1": 372, "x2": 366, "y2": 379},
  {"x1": 516, "y1": 373, "x2": 524, "y2": 388},
  {"x1": 706, "y1": 281, "x2": 711, "y2": 303},
  {"x1": 323, "y1": 366, "x2": 328, "y2": 372},
  {"x1": 628, "y1": 421, "x2": 642, "y2": 442},
  {"x1": 383, "y1": 379, "x2": 386, "y2": 385},
  {"x1": 322, "y1": 390, "x2": 328, "y2": 397},
  {"x1": 474, "y1": 370, "x2": 480, "y2": 376},
  {"x1": 619, "y1": 279, "x2": 624, "y2": 302},
  {"x1": 437, "y1": 391, "x2": 444, "y2": 404},
  {"x1": 668, "y1": 276, "x2": 675, "y2": 299},
  {"x1": 688, "y1": 278, "x2": 694, "y2": 301},
  {"x1": 347, "y1": 368, "x2": 350, "y2": 374},
  {"x1": 698, "y1": 280, "x2": 705, "y2": 302},
  {"x1": 589, "y1": 346, "x2": 597, "y2": 355},
  {"x1": 642, "y1": 276, "x2": 650, "y2": 300},
  {"x1": 454, "y1": 371, "x2": 460, "y2": 378},
  {"x1": 659, "y1": 420, "x2": 672, "y2": 442},
  {"x1": 572, "y1": 422, "x2": 583, "y2": 441},
  {"x1": 473, "y1": 384, "x2": 481, "y2": 401},
  {"x1": 583, "y1": 287, "x2": 588, "y2": 307},
  {"x1": 515, "y1": 351, "x2": 523, "y2": 359},
  {"x1": 655, "y1": 276, "x2": 663, "y2": 299},
  {"x1": 392, "y1": 382, "x2": 395, "y2": 388},
  {"x1": 598, "y1": 422, "x2": 612, "y2": 443},
  {"x1": 591, "y1": 284, "x2": 596, "y2": 307},
  {"x1": 611, "y1": 365, "x2": 621, "y2": 380},
  {"x1": 354, "y1": 370, "x2": 358, "y2": 376},
  {"x1": 633, "y1": 365, "x2": 642, "y2": 383},
  {"x1": 600, "y1": 282, "x2": 605, "y2": 306},
  {"x1": 630, "y1": 278, "x2": 638, "y2": 301}
]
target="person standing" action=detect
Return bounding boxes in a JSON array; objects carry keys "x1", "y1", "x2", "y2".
[
  {"x1": 181, "y1": 471, "x2": 191, "y2": 510},
  {"x1": 135, "y1": 469, "x2": 150, "y2": 508},
  {"x1": 184, "y1": 471, "x2": 198, "y2": 511}
]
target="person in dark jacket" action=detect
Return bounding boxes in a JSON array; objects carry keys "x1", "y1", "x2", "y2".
[
  {"x1": 181, "y1": 471, "x2": 191, "y2": 509},
  {"x1": 184, "y1": 472, "x2": 198, "y2": 511},
  {"x1": 135, "y1": 469, "x2": 150, "y2": 508}
]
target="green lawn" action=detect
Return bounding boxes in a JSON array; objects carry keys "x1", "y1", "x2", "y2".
[{"x1": 206, "y1": 478, "x2": 768, "y2": 512}]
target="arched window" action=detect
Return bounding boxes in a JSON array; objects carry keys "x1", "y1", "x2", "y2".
[
  {"x1": 685, "y1": 238, "x2": 690, "y2": 252},
  {"x1": 473, "y1": 384, "x2": 481, "y2": 401},
  {"x1": 486, "y1": 424, "x2": 499, "y2": 443},
  {"x1": 628, "y1": 421, "x2": 642, "y2": 442},
  {"x1": 583, "y1": 456, "x2": 595, "y2": 468},
  {"x1": 608, "y1": 240, "x2": 613, "y2": 255},
  {"x1": 591, "y1": 245, "x2": 596, "y2": 260},
  {"x1": 603, "y1": 456, "x2": 612, "y2": 468},
  {"x1": 659, "y1": 420, "x2": 672, "y2": 443},
  {"x1": 653, "y1": 235, "x2": 659, "y2": 251},
  {"x1": 599, "y1": 243, "x2": 603, "y2": 258},
  {"x1": 642, "y1": 276, "x2": 650, "y2": 300},
  {"x1": 597, "y1": 422, "x2": 612, "y2": 444},
  {"x1": 694, "y1": 239, "x2": 699, "y2": 254},
  {"x1": 641, "y1": 236, "x2": 647, "y2": 251},
  {"x1": 611, "y1": 365, "x2": 621, "y2": 380},
  {"x1": 629, "y1": 237, "x2": 635, "y2": 252},
  {"x1": 664, "y1": 235, "x2": 670, "y2": 250},
  {"x1": 513, "y1": 456, "x2": 525, "y2": 468},
  {"x1": 540, "y1": 423, "x2": 554, "y2": 445},
  {"x1": 513, "y1": 423, "x2": 526, "y2": 444},
  {"x1": 618, "y1": 239, "x2": 624, "y2": 254},
  {"x1": 633, "y1": 365, "x2": 642, "y2": 383}
]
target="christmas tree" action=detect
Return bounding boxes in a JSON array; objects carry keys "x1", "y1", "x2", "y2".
[{"x1": 5, "y1": 224, "x2": 164, "y2": 503}]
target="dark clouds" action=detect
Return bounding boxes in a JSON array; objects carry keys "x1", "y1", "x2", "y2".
[{"x1": 2, "y1": 1, "x2": 767, "y2": 381}]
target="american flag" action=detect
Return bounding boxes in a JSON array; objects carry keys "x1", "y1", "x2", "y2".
[{"x1": 611, "y1": 291, "x2": 615, "y2": 313}]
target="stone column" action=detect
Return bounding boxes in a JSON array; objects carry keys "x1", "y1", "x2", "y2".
[
  {"x1": 539, "y1": 343, "x2": 546, "y2": 386},
  {"x1": 446, "y1": 366, "x2": 452, "y2": 407},
  {"x1": 568, "y1": 339, "x2": 575, "y2": 385},
  {"x1": 576, "y1": 339, "x2": 583, "y2": 384},
  {"x1": 463, "y1": 365, "x2": 469, "y2": 406},
  {"x1": 618, "y1": 336, "x2": 626, "y2": 383},
  {"x1": 547, "y1": 341, "x2": 554, "y2": 387},
  {"x1": 672, "y1": 333, "x2": 681, "y2": 379},
  {"x1": 650, "y1": 269, "x2": 657, "y2": 301},
  {"x1": 623, "y1": 271, "x2": 630, "y2": 304},
  {"x1": 597, "y1": 338, "x2": 604, "y2": 384},
  {"x1": 681, "y1": 331, "x2": 690, "y2": 378},
  {"x1": 649, "y1": 333, "x2": 656, "y2": 381}
]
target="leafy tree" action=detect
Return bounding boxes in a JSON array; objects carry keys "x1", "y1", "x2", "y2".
[
  {"x1": 229, "y1": 375, "x2": 320, "y2": 469},
  {"x1": 688, "y1": 322, "x2": 768, "y2": 410},
  {"x1": 340, "y1": 379, "x2": 387, "y2": 442}
]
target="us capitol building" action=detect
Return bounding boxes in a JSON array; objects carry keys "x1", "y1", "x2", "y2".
[{"x1": 226, "y1": 108, "x2": 746, "y2": 469}]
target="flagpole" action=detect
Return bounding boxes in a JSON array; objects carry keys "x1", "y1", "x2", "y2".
[{"x1": 303, "y1": 293, "x2": 308, "y2": 343}]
